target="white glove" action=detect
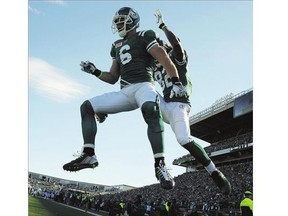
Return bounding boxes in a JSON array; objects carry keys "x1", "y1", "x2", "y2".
[
  {"x1": 154, "y1": 9, "x2": 166, "y2": 29},
  {"x1": 170, "y1": 82, "x2": 188, "y2": 98},
  {"x1": 80, "y1": 61, "x2": 101, "y2": 77}
]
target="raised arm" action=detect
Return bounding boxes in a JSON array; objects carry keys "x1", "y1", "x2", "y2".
[{"x1": 155, "y1": 9, "x2": 185, "y2": 62}]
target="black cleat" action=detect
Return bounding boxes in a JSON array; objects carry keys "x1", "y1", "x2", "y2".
[
  {"x1": 63, "y1": 152, "x2": 98, "y2": 172},
  {"x1": 155, "y1": 160, "x2": 175, "y2": 190},
  {"x1": 211, "y1": 169, "x2": 231, "y2": 195}
]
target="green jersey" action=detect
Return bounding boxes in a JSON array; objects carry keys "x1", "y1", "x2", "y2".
[
  {"x1": 110, "y1": 30, "x2": 157, "y2": 88},
  {"x1": 153, "y1": 50, "x2": 192, "y2": 104}
]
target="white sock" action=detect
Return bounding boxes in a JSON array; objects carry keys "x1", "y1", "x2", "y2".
[
  {"x1": 205, "y1": 161, "x2": 217, "y2": 174},
  {"x1": 83, "y1": 143, "x2": 95, "y2": 149}
]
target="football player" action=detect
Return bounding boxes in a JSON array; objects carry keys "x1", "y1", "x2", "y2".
[
  {"x1": 63, "y1": 7, "x2": 187, "y2": 190},
  {"x1": 153, "y1": 9, "x2": 231, "y2": 195}
]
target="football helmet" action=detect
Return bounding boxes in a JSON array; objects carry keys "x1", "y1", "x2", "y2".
[{"x1": 112, "y1": 7, "x2": 140, "y2": 37}]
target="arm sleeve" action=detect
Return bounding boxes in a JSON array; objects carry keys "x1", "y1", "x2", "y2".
[
  {"x1": 142, "y1": 30, "x2": 158, "y2": 52},
  {"x1": 110, "y1": 43, "x2": 116, "y2": 59}
]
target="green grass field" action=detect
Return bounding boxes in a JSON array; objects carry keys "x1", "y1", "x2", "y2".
[{"x1": 28, "y1": 196, "x2": 105, "y2": 216}]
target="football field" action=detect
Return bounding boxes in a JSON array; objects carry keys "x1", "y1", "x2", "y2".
[{"x1": 28, "y1": 196, "x2": 107, "y2": 216}]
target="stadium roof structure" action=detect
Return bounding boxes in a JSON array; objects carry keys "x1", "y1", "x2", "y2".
[
  {"x1": 189, "y1": 88, "x2": 253, "y2": 144},
  {"x1": 172, "y1": 88, "x2": 253, "y2": 169}
]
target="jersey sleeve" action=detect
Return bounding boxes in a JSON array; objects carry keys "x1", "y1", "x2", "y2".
[
  {"x1": 110, "y1": 43, "x2": 116, "y2": 59},
  {"x1": 171, "y1": 49, "x2": 188, "y2": 66},
  {"x1": 140, "y1": 30, "x2": 158, "y2": 52}
]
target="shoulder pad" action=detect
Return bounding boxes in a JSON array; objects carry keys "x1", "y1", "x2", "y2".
[{"x1": 137, "y1": 29, "x2": 157, "y2": 38}]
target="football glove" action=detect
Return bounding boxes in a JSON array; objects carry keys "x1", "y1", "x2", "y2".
[
  {"x1": 154, "y1": 9, "x2": 166, "y2": 29},
  {"x1": 80, "y1": 61, "x2": 102, "y2": 77},
  {"x1": 170, "y1": 82, "x2": 188, "y2": 99},
  {"x1": 95, "y1": 113, "x2": 108, "y2": 123}
]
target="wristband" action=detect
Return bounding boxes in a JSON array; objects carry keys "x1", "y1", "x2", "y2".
[
  {"x1": 92, "y1": 68, "x2": 102, "y2": 77},
  {"x1": 159, "y1": 23, "x2": 167, "y2": 30},
  {"x1": 97, "y1": 71, "x2": 103, "y2": 79},
  {"x1": 171, "y1": 77, "x2": 180, "y2": 84}
]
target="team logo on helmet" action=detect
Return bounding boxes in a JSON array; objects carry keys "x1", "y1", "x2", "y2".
[{"x1": 129, "y1": 8, "x2": 139, "y2": 19}]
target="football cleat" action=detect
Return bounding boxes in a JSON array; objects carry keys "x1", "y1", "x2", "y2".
[
  {"x1": 211, "y1": 169, "x2": 231, "y2": 195},
  {"x1": 63, "y1": 152, "x2": 98, "y2": 172},
  {"x1": 155, "y1": 160, "x2": 175, "y2": 190}
]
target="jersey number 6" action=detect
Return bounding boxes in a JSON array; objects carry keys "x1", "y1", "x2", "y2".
[{"x1": 119, "y1": 45, "x2": 132, "y2": 65}]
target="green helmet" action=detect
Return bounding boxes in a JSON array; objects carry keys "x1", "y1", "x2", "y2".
[{"x1": 112, "y1": 7, "x2": 140, "y2": 37}]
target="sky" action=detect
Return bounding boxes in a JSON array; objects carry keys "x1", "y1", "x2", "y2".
[
  {"x1": 2, "y1": 0, "x2": 288, "y2": 215},
  {"x1": 27, "y1": 0, "x2": 253, "y2": 188}
]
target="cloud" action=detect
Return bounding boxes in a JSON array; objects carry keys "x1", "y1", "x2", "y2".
[
  {"x1": 49, "y1": 0, "x2": 67, "y2": 6},
  {"x1": 29, "y1": 57, "x2": 89, "y2": 102},
  {"x1": 28, "y1": 5, "x2": 42, "y2": 15},
  {"x1": 28, "y1": 1, "x2": 66, "y2": 15}
]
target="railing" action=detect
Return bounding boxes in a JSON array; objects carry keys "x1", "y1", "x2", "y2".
[{"x1": 190, "y1": 88, "x2": 253, "y2": 123}]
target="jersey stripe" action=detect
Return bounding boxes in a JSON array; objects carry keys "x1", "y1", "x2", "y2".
[
  {"x1": 147, "y1": 40, "x2": 157, "y2": 52},
  {"x1": 175, "y1": 58, "x2": 187, "y2": 66},
  {"x1": 138, "y1": 30, "x2": 146, "y2": 37}
]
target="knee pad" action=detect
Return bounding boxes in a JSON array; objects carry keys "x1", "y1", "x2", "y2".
[
  {"x1": 177, "y1": 136, "x2": 193, "y2": 146},
  {"x1": 80, "y1": 100, "x2": 94, "y2": 117},
  {"x1": 141, "y1": 101, "x2": 164, "y2": 133}
]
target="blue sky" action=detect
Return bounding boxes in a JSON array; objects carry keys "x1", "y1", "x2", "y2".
[{"x1": 27, "y1": 1, "x2": 253, "y2": 188}]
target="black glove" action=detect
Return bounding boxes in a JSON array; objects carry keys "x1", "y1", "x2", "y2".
[
  {"x1": 95, "y1": 113, "x2": 108, "y2": 123},
  {"x1": 80, "y1": 61, "x2": 102, "y2": 77}
]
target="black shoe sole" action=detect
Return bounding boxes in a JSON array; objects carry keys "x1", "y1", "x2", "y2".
[
  {"x1": 63, "y1": 162, "x2": 99, "y2": 172},
  {"x1": 160, "y1": 181, "x2": 175, "y2": 190}
]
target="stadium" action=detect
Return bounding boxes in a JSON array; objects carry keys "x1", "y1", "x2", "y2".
[{"x1": 28, "y1": 88, "x2": 253, "y2": 216}]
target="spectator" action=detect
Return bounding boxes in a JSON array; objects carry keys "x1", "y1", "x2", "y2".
[{"x1": 240, "y1": 190, "x2": 253, "y2": 216}]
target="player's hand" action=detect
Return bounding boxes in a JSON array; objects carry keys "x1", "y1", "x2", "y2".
[
  {"x1": 95, "y1": 113, "x2": 108, "y2": 123},
  {"x1": 169, "y1": 82, "x2": 188, "y2": 98},
  {"x1": 80, "y1": 60, "x2": 97, "y2": 74},
  {"x1": 80, "y1": 61, "x2": 101, "y2": 77},
  {"x1": 154, "y1": 9, "x2": 165, "y2": 29}
]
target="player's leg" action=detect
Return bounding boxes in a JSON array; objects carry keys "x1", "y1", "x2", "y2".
[
  {"x1": 63, "y1": 91, "x2": 136, "y2": 172},
  {"x1": 157, "y1": 93, "x2": 170, "y2": 124},
  {"x1": 84, "y1": 91, "x2": 137, "y2": 154},
  {"x1": 63, "y1": 99, "x2": 99, "y2": 172},
  {"x1": 135, "y1": 83, "x2": 165, "y2": 159},
  {"x1": 136, "y1": 82, "x2": 175, "y2": 190},
  {"x1": 166, "y1": 102, "x2": 212, "y2": 166},
  {"x1": 81, "y1": 100, "x2": 97, "y2": 156},
  {"x1": 169, "y1": 102, "x2": 231, "y2": 195}
]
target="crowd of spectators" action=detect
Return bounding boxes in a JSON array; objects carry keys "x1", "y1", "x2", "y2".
[
  {"x1": 173, "y1": 133, "x2": 253, "y2": 165},
  {"x1": 91, "y1": 161, "x2": 253, "y2": 216},
  {"x1": 29, "y1": 159, "x2": 252, "y2": 216}
]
